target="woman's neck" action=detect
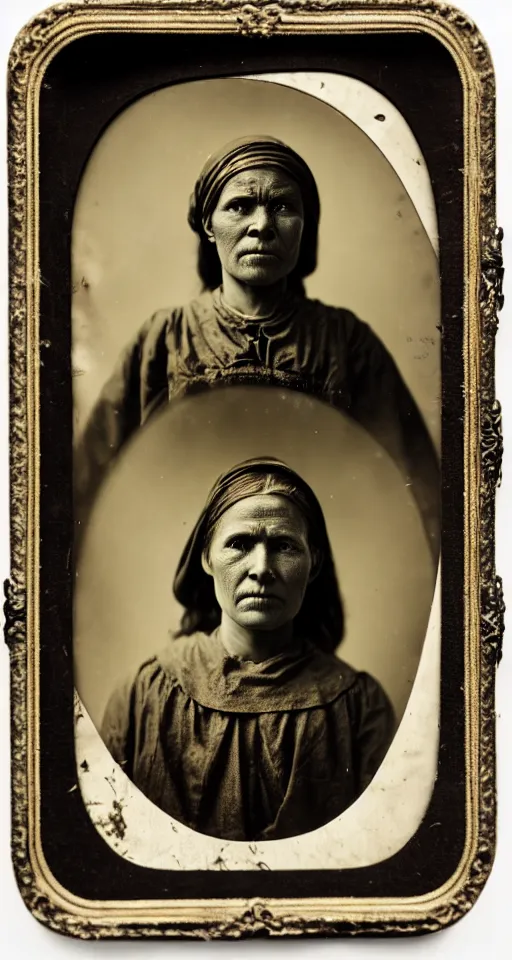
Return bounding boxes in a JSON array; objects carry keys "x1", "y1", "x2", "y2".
[
  {"x1": 218, "y1": 615, "x2": 295, "y2": 663},
  {"x1": 220, "y1": 272, "x2": 287, "y2": 318}
]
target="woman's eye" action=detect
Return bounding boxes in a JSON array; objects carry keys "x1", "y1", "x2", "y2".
[
  {"x1": 227, "y1": 537, "x2": 249, "y2": 551},
  {"x1": 227, "y1": 199, "x2": 250, "y2": 214}
]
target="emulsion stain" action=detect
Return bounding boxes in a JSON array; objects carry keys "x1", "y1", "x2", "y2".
[{"x1": 98, "y1": 798, "x2": 127, "y2": 841}]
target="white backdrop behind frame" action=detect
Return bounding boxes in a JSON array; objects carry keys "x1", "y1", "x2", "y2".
[{"x1": 72, "y1": 73, "x2": 441, "y2": 868}]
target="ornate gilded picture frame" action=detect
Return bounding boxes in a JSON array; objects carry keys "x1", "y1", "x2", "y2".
[{"x1": 5, "y1": 0, "x2": 504, "y2": 940}]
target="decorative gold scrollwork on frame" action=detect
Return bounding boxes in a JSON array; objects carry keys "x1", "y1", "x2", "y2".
[
  {"x1": 481, "y1": 226, "x2": 505, "y2": 327},
  {"x1": 236, "y1": 3, "x2": 283, "y2": 35},
  {"x1": 481, "y1": 575, "x2": 505, "y2": 667},
  {"x1": 3, "y1": 579, "x2": 26, "y2": 647},
  {"x1": 481, "y1": 399, "x2": 503, "y2": 491}
]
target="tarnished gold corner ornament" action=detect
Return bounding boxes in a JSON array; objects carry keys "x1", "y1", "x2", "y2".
[{"x1": 6, "y1": 0, "x2": 503, "y2": 940}]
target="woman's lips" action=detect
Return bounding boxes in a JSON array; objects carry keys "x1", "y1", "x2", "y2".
[
  {"x1": 239, "y1": 251, "x2": 279, "y2": 259},
  {"x1": 237, "y1": 594, "x2": 282, "y2": 605}
]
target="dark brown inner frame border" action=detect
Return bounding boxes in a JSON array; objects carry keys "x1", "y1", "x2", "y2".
[{"x1": 36, "y1": 29, "x2": 465, "y2": 902}]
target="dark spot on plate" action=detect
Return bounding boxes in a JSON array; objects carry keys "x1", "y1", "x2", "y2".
[{"x1": 97, "y1": 798, "x2": 127, "y2": 841}]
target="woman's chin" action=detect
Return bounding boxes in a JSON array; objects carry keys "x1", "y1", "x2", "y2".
[
  {"x1": 234, "y1": 611, "x2": 287, "y2": 631},
  {"x1": 235, "y1": 268, "x2": 288, "y2": 288}
]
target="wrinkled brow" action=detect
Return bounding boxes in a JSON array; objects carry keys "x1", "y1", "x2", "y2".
[
  {"x1": 220, "y1": 521, "x2": 304, "y2": 541},
  {"x1": 222, "y1": 179, "x2": 301, "y2": 199}
]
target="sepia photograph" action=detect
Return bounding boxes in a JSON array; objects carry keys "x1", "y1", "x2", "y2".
[
  {"x1": 72, "y1": 74, "x2": 441, "y2": 866},
  {"x1": 5, "y1": 0, "x2": 502, "y2": 940}
]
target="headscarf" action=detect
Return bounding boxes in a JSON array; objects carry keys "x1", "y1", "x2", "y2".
[
  {"x1": 173, "y1": 457, "x2": 344, "y2": 654},
  {"x1": 188, "y1": 136, "x2": 320, "y2": 286}
]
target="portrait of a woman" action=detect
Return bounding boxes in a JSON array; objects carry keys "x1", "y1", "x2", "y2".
[
  {"x1": 74, "y1": 135, "x2": 439, "y2": 556},
  {"x1": 101, "y1": 457, "x2": 395, "y2": 842}
]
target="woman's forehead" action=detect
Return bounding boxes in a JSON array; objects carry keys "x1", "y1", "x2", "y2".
[
  {"x1": 220, "y1": 167, "x2": 301, "y2": 197},
  {"x1": 214, "y1": 494, "x2": 306, "y2": 531}
]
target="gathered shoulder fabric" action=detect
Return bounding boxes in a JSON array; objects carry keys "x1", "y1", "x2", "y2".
[
  {"x1": 73, "y1": 291, "x2": 439, "y2": 555},
  {"x1": 100, "y1": 632, "x2": 395, "y2": 841}
]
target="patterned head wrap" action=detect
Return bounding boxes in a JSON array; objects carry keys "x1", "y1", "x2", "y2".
[
  {"x1": 173, "y1": 457, "x2": 344, "y2": 653},
  {"x1": 188, "y1": 136, "x2": 320, "y2": 281}
]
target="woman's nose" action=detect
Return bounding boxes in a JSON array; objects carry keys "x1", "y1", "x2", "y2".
[
  {"x1": 248, "y1": 543, "x2": 274, "y2": 581},
  {"x1": 247, "y1": 205, "x2": 275, "y2": 238}
]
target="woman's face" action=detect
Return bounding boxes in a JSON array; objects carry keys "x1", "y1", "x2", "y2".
[
  {"x1": 203, "y1": 494, "x2": 315, "y2": 632},
  {"x1": 208, "y1": 167, "x2": 305, "y2": 287}
]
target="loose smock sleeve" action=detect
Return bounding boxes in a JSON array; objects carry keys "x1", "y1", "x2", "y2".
[
  {"x1": 100, "y1": 675, "x2": 136, "y2": 777},
  {"x1": 344, "y1": 315, "x2": 440, "y2": 560},
  {"x1": 346, "y1": 671, "x2": 396, "y2": 794},
  {"x1": 73, "y1": 311, "x2": 170, "y2": 550}
]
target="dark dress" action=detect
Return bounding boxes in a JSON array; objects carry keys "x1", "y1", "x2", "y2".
[
  {"x1": 74, "y1": 289, "x2": 439, "y2": 554},
  {"x1": 100, "y1": 631, "x2": 395, "y2": 841}
]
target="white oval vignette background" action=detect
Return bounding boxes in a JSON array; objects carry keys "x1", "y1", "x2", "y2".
[
  {"x1": 239, "y1": 71, "x2": 439, "y2": 255},
  {"x1": 1, "y1": 2, "x2": 511, "y2": 955},
  {"x1": 74, "y1": 72, "x2": 440, "y2": 870}
]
